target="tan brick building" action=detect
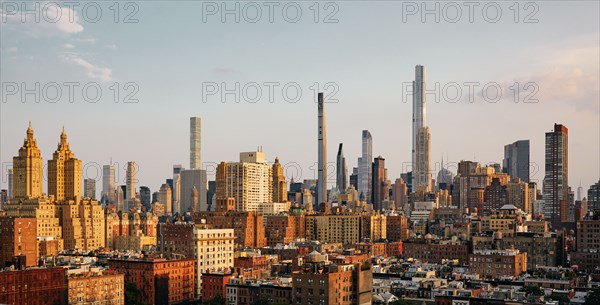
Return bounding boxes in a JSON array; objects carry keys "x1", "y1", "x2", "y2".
[{"x1": 67, "y1": 268, "x2": 124, "y2": 305}]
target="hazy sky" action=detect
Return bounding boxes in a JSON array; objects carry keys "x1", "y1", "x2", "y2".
[{"x1": 1, "y1": 1, "x2": 599, "y2": 196}]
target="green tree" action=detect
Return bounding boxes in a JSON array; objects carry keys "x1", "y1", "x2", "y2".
[
  {"x1": 389, "y1": 299, "x2": 411, "y2": 305},
  {"x1": 584, "y1": 287, "x2": 600, "y2": 305},
  {"x1": 204, "y1": 294, "x2": 226, "y2": 305},
  {"x1": 519, "y1": 285, "x2": 544, "y2": 296}
]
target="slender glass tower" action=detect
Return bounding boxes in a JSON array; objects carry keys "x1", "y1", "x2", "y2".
[{"x1": 317, "y1": 93, "x2": 327, "y2": 207}]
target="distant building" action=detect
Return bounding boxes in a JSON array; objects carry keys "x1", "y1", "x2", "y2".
[
  {"x1": 543, "y1": 124, "x2": 569, "y2": 228},
  {"x1": 193, "y1": 211, "x2": 265, "y2": 248},
  {"x1": 84, "y1": 178, "x2": 96, "y2": 200},
  {"x1": 102, "y1": 164, "x2": 115, "y2": 203},
  {"x1": 12, "y1": 123, "x2": 43, "y2": 198},
  {"x1": 503, "y1": 140, "x2": 530, "y2": 182},
  {"x1": 358, "y1": 130, "x2": 373, "y2": 203},
  {"x1": 158, "y1": 184, "x2": 172, "y2": 215},
  {"x1": 372, "y1": 156, "x2": 387, "y2": 211},
  {"x1": 272, "y1": 157, "x2": 287, "y2": 203},
  {"x1": 469, "y1": 250, "x2": 527, "y2": 279},
  {"x1": 180, "y1": 169, "x2": 208, "y2": 212},
  {"x1": 139, "y1": 186, "x2": 151, "y2": 208},
  {"x1": 588, "y1": 180, "x2": 600, "y2": 211},
  {"x1": 336, "y1": 143, "x2": 348, "y2": 193},
  {"x1": 216, "y1": 151, "x2": 272, "y2": 212},
  {"x1": 190, "y1": 117, "x2": 201, "y2": 169}
]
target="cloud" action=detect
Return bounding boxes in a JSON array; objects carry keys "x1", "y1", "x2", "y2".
[
  {"x1": 60, "y1": 54, "x2": 113, "y2": 82},
  {"x1": 1, "y1": 2, "x2": 84, "y2": 36},
  {"x1": 64, "y1": 43, "x2": 75, "y2": 49},
  {"x1": 73, "y1": 37, "x2": 97, "y2": 44},
  {"x1": 106, "y1": 44, "x2": 117, "y2": 50}
]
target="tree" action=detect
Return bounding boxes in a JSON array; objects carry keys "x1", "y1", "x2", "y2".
[
  {"x1": 124, "y1": 281, "x2": 147, "y2": 305},
  {"x1": 519, "y1": 285, "x2": 544, "y2": 296},
  {"x1": 584, "y1": 287, "x2": 600, "y2": 305},
  {"x1": 204, "y1": 294, "x2": 226, "y2": 305},
  {"x1": 549, "y1": 292, "x2": 569, "y2": 305},
  {"x1": 389, "y1": 299, "x2": 411, "y2": 305}
]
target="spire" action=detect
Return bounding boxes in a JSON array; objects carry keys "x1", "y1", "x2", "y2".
[{"x1": 26, "y1": 122, "x2": 34, "y2": 139}]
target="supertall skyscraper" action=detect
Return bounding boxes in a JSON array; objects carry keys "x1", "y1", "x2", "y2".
[
  {"x1": 543, "y1": 123, "x2": 568, "y2": 228},
  {"x1": 336, "y1": 143, "x2": 347, "y2": 192},
  {"x1": 317, "y1": 92, "x2": 327, "y2": 206},
  {"x1": 13, "y1": 122, "x2": 43, "y2": 198},
  {"x1": 503, "y1": 140, "x2": 530, "y2": 182},
  {"x1": 102, "y1": 164, "x2": 116, "y2": 203},
  {"x1": 126, "y1": 161, "x2": 136, "y2": 200},
  {"x1": 358, "y1": 130, "x2": 373, "y2": 202},
  {"x1": 48, "y1": 127, "x2": 82, "y2": 202},
  {"x1": 412, "y1": 65, "x2": 432, "y2": 192},
  {"x1": 190, "y1": 117, "x2": 201, "y2": 169}
]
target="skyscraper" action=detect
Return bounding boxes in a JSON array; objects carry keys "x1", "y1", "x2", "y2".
[
  {"x1": 317, "y1": 92, "x2": 327, "y2": 207},
  {"x1": 84, "y1": 178, "x2": 96, "y2": 200},
  {"x1": 126, "y1": 161, "x2": 136, "y2": 200},
  {"x1": 190, "y1": 117, "x2": 201, "y2": 169},
  {"x1": 158, "y1": 183, "x2": 172, "y2": 214},
  {"x1": 543, "y1": 123, "x2": 568, "y2": 228},
  {"x1": 7, "y1": 169, "x2": 13, "y2": 200},
  {"x1": 503, "y1": 140, "x2": 530, "y2": 182},
  {"x1": 48, "y1": 128, "x2": 82, "y2": 202},
  {"x1": 102, "y1": 164, "x2": 115, "y2": 203},
  {"x1": 412, "y1": 65, "x2": 432, "y2": 192},
  {"x1": 180, "y1": 169, "x2": 208, "y2": 212},
  {"x1": 216, "y1": 151, "x2": 272, "y2": 212},
  {"x1": 336, "y1": 143, "x2": 347, "y2": 192},
  {"x1": 13, "y1": 122, "x2": 43, "y2": 198},
  {"x1": 588, "y1": 180, "x2": 600, "y2": 211},
  {"x1": 372, "y1": 156, "x2": 386, "y2": 211},
  {"x1": 358, "y1": 130, "x2": 373, "y2": 202},
  {"x1": 272, "y1": 157, "x2": 287, "y2": 203},
  {"x1": 414, "y1": 127, "x2": 432, "y2": 192},
  {"x1": 173, "y1": 164, "x2": 183, "y2": 214}
]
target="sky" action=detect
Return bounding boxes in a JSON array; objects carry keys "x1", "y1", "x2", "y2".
[{"x1": 1, "y1": 1, "x2": 599, "y2": 196}]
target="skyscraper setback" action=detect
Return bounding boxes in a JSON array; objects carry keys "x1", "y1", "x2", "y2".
[
  {"x1": 336, "y1": 143, "x2": 347, "y2": 192},
  {"x1": 190, "y1": 117, "x2": 201, "y2": 169},
  {"x1": 317, "y1": 92, "x2": 327, "y2": 207},
  {"x1": 543, "y1": 123, "x2": 569, "y2": 228},
  {"x1": 412, "y1": 65, "x2": 432, "y2": 192}
]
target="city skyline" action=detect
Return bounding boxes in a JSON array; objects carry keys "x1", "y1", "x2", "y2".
[{"x1": 1, "y1": 2, "x2": 598, "y2": 195}]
